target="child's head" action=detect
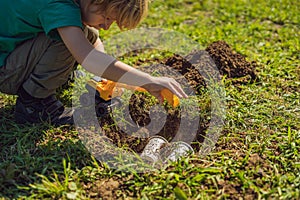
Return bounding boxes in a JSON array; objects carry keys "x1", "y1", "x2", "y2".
[{"x1": 92, "y1": 0, "x2": 149, "y2": 30}]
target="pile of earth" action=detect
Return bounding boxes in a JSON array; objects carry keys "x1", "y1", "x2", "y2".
[{"x1": 96, "y1": 40, "x2": 258, "y2": 153}]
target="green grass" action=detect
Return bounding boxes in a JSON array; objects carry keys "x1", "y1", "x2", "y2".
[{"x1": 1, "y1": 0, "x2": 299, "y2": 199}]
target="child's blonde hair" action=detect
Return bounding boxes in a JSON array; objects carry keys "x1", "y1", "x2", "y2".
[{"x1": 92, "y1": 0, "x2": 149, "y2": 30}]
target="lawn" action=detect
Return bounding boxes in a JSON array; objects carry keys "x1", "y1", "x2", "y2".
[{"x1": 0, "y1": 0, "x2": 299, "y2": 199}]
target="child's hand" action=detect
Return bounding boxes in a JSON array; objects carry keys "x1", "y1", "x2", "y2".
[{"x1": 142, "y1": 76, "x2": 188, "y2": 104}]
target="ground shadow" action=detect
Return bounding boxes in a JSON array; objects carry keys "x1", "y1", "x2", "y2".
[{"x1": 0, "y1": 105, "x2": 92, "y2": 199}]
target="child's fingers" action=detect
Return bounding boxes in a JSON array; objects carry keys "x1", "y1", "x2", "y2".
[{"x1": 166, "y1": 78, "x2": 188, "y2": 99}]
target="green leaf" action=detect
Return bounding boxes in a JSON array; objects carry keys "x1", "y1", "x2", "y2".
[
  {"x1": 191, "y1": 174, "x2": 207, "y2": 182},
  {"x1": 200, "y1": 167, "x2": 222, "y2": 174},
  {"x1": 174, "y1": 187, "x2": 188, "y2": 200}
]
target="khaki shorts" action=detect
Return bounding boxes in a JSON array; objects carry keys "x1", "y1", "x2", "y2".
[{"x1": 0, "y1": 27, "x2": 98, "y2": 98}]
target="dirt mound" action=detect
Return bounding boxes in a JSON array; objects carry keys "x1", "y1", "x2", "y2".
[
  {"x1": 206, "y1": 40, "x2": 258, "y2": 82},
  {"x1": 97, "y1": 41, "x2": 257, "y2": 153}
]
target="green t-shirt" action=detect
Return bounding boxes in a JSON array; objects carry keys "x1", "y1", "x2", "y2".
[{"x1": 0, "y1": 0, "x2": 83, "y2": 67}]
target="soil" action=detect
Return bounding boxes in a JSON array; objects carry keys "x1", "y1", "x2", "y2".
[
  {"x1": 93, "y1": 40, "x2": 258, "y2": 154},
  {"x1": 206, "y1": 41, "x2": 258, "y2": 83}
]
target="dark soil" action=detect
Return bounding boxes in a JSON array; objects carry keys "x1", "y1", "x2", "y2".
[
  {"x1": 95, "y1": 40, "x2": 258, "y2": 153},
  {"x1": 206, "y1": 41, "x2": 258, "y2": 83}
]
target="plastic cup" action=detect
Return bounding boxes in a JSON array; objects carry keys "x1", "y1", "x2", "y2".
[
  {"x1": 140, "y1": 136, "x2": 168, "y2": 163},
  {"x1": 160, "y1": 141, "x2": 194, "y2": 163}
]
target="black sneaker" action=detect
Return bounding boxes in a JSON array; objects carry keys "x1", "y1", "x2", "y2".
[{"x1": 14, "y1": 90, "x2": 74, "y2": 126}]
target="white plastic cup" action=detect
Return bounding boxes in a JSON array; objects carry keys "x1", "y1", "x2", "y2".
[
  {"x1": 160, "y1": 141, "x2": 194, "y2": 163},
  {"x1": 140, "y1": 136, "x2": 168, "y2": 163}
]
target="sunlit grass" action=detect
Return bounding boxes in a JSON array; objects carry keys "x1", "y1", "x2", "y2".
[{"x1": 1, "y1": 0, "x2": 299, "y2": 199}]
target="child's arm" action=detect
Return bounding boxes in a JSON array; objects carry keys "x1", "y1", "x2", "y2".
[{"x1": 57, "y1": 26, "x2": 188, "y2": 99}]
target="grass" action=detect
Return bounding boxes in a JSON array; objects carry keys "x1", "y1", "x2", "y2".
[{"x1": 1, "y1": 0, "x2": 299, "y2": 199}]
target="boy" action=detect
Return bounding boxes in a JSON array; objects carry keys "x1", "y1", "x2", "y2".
[{"x1": 0, "y1": 0, "x2": 187, "y2": 125}]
